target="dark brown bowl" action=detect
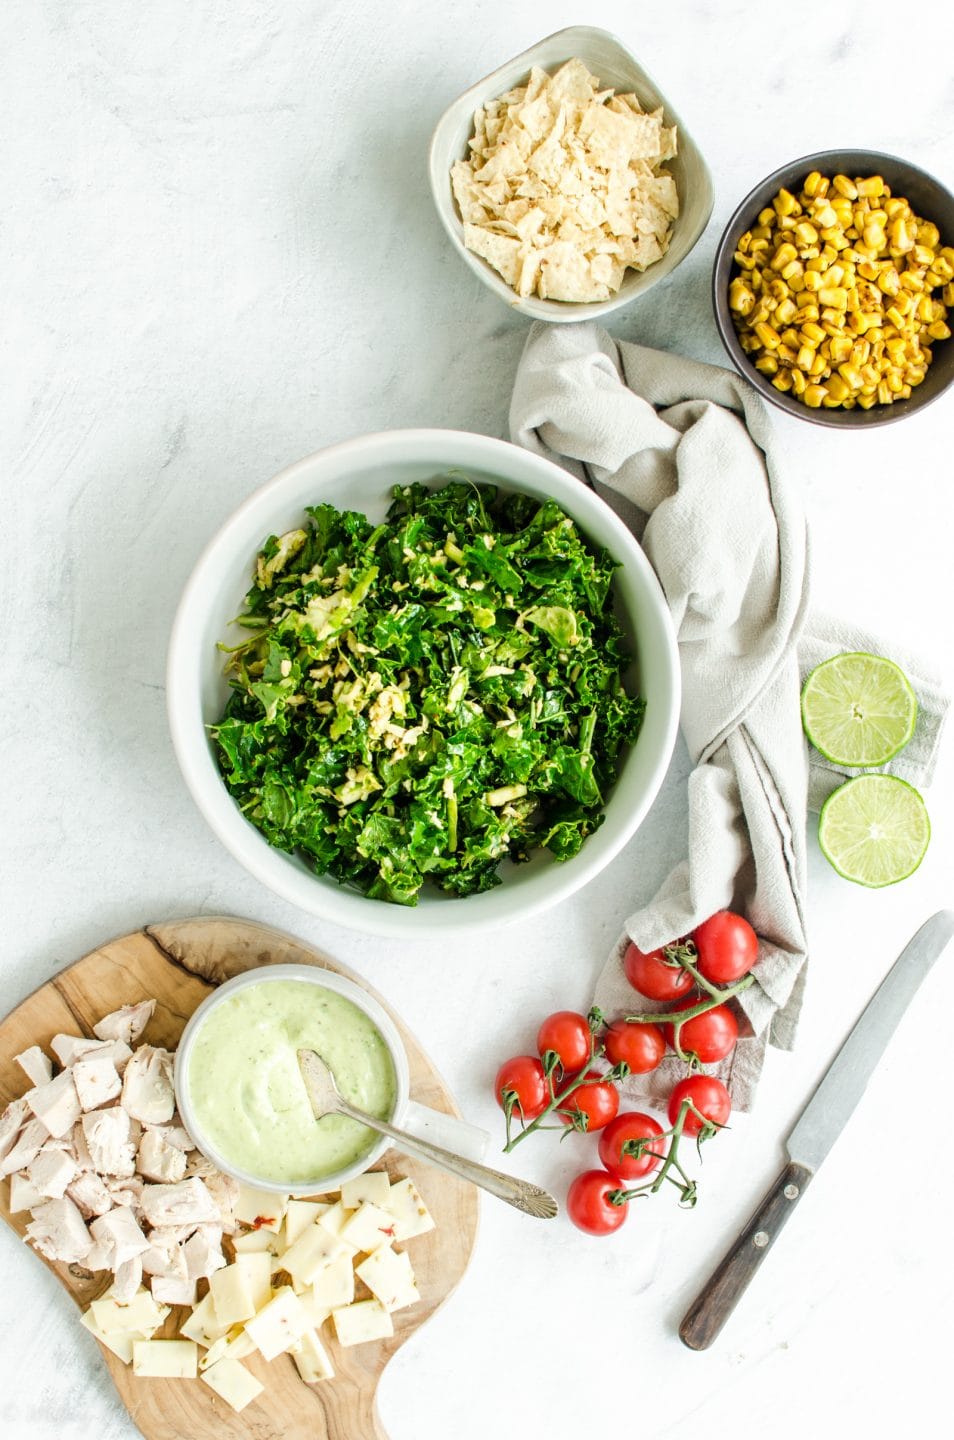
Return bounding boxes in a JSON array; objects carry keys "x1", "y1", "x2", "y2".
[{"x1": 712, "y1": 149, "x2": 954, "y2": 428}]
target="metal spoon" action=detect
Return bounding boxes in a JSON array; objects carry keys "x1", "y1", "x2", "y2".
[{"x1": 297, "y1": 1048, "x2": 557, "y2": 1220}]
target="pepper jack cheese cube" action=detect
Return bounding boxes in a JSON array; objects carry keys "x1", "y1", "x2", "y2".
[
  {"x1": 80, "y1": 1308, "x2": 144, "y2": 1364},
  {"x1": 179, "y1": 1291, "x2": 231, "y2": 1345},
  {"x1": 355, "y1": 1245, "x2": 420, "y2": 1313},
  {"x1": 340, "y1": 1171, "x2": 390, "y2": 1211},
  {"x1": 233, "y1": 1184, "x2": 288, "y2": 1233},
  {"x1": 199, "y1": 1328, "x2": 257, "y2": 1371},
  {"x1": 201, "y1": 1356, "x2": 264, "y2": 1414},
  {"x1": 281, "y1": 1221, "x2": 345, "y2": 1284},
  {"x1": 290, "y1": 1327, "x2": 335, "y2": 1383},
  {"x1": 231, "y1": 1227, "x2": 275, "y2": 1255},
  {"x1": 284, "y1": 1199, "x2": 330, "y2": 1245},
  {"x1": 210, "y1": 1263, "x2": 257, "y2": 1327},
  {"x1": 337, "y1": 1201, "x2": 397, "y2": 1254},
  {"x1": 132, "y1": 1339, "x2": 199, "y2": 1378},
  {"x1": 90, "y1": 1288, "x2": 168, "y2": 1336},
  {"x1": 308, "y1": 1251, "x2": 354, "y2": 1310},
  {"x1": 316, "y1": 1200, "x2": 356, "y2": 1248},
  {"x1": 331, "y1": 1298, "x2": 394, "y2": 1347},
  {"x1": 234, "y1": 1251, "x2": 272, "y2": 1311},
  {"x1": 382, "y1": 1177, "x2": 435, "y2": 1241},
  {"x1": 244, "y1": 1285, "x2": 310, "y2": 1362}
]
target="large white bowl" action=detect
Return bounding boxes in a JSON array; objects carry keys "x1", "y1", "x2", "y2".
[
  {"x1": 167, "y1": 429, "x2": 680, "y2": 937},
  {"x1": 428, "y1": 26, "x2": 715, "y2": 323}
]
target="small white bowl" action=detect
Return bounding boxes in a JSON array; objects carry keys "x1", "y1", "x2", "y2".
[
  {"x1": 174, "y1": 964, "x2": 487, "y2": 1196},
  {"x1": 166, "y1": 428, "x2": 680, "y2": 938},
  {"x1": 428, "y1": 25, "x2": 714, "y2": 323}
]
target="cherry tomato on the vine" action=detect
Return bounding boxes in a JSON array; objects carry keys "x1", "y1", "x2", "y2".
[
  {"x1": 598, "y1": 1112, "x2": 666, "y2": 1182},
  {"x1": 623, "y1": 940, "x2": 694, "y2": 1002},
  {"x1": 494, "y1": 1056, "x2": 548, "y2": 1121},
  {"x1": 557, "y1": 1070, "x2": 619, "y2": 1133},
  {"x1": 668, "y1": 1075, "x2": 732, "y2": 1136},
  {"x1": 603, "y1": 1019, "x2": 665, "y2": 1074},
  {"x1": 536, "y1": 1010, "x2": 592, "y2": 1073},
  {"x1": 566, "y1": 1169, "x2": 628, "y2": 1236},
  {"x1": 663, "y1": 997, "x2": 738, "y2": 1063},
  {"x1": 693, "y1": 911, "x2": 759, "y2": 985}
]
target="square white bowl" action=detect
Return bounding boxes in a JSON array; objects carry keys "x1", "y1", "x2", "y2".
[{"x1": 428, "y1": 25, "x2": 715, "y2": 324}]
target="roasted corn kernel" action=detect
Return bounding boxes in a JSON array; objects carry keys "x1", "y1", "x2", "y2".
[{"x1": 727, "y1": 171, "x2": 950, "y2": 411}]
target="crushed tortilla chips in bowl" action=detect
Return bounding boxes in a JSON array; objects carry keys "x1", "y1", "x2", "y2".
[{"x1": 429, "y1": 26, "x2": 714, "y2": 322}]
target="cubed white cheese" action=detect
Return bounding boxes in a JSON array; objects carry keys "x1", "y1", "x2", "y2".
[
  {"x1": 298, "y1": 1290, "x2": 331, "y2": 1329},
  {"x1": 382, "y1": 1177, "x2": 435, "y2": 1241},
  {"x1": 340, "y1": 1171, "x2": 390, "y2": 1211},
  {"x1": 201, "y1": 1356, "x2": 264, "y2": 1413},
  {"x1": 283, "y1": 1199, "x2": 330, "y2": 1245},
  {"x1": 90, "y1": 1287, "x2": 168, "y2": 1336},
  {"x1": 291, "y1": 1326, "x2": 335, "y2": 1382},
  {"x1": 179, "y1": 1291, "x2": 231, "y2": 1346},
  {"x1": 281, "y1": 1222, "x2": 345, "y2": 1285},
  {"x1": 355, "y1": 1244, "x2": 420, "y2": 1313},
  {"x1": 232, "y1": 1227, "x2": 275, "y2": 1254},
  {"x1": 199, "y1": 1327, "x2": 257, "y2": 1370},
  {"x1": 209, "y1": 1262, "x2": 257, "y2": 1327},
  {"x1": 331, "y1": 1298, "x2": 394, "y2": 1347},
  {"x1": 234, "y1": 1251, "x2": 272, "y2": 1311},
  {"x1": 244, "y1": 1286, "x2": 309, "y2": 1362},
  {"x1": 338, "y1": 1201, "x2": 398, "y2": 1254},
  {"x1": 308, "y1": 1252, "x2": 354, "y2": 1310},
  {"x1": 132, "y1": 1339, "x2": 198, "y2": 1378},
  {"x1": 80, "y1": 1308, "x2": 138, "y2": 1364},
  {"x1": 233, "y1": 1184, "x2": 288, "y2": 1232},
  {"x1": 316, "y1": 1200, "x2": 354, "y2": 1245}
]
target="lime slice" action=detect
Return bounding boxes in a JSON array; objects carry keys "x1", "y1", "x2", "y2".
[
  {"x1": 801, "y1": 652, "x2": 917, "y2": 767},
  {"x1": 818, "y1": 775, "x2": 930, "y2": 887}
]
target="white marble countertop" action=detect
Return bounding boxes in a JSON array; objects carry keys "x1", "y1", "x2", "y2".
[{"x1": 3, "y1": 2, "x2": 953, "y2": 1437}]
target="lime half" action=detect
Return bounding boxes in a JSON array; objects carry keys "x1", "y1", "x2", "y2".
[
  {"x1": 818, "y1": 774, "x2": 930, "y2": 887},
  {"x1": 801, "y1": 652, "x2": 917, "y2": 767}
]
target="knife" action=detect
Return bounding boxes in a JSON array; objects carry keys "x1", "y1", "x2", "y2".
[{"x1": 679, "y1": 909, "x2": 954, "y2": 1350}]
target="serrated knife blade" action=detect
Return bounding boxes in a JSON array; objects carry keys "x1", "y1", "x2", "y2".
[{"x1": 679, "y1": 909, "x2": 954, "y2": 1350}]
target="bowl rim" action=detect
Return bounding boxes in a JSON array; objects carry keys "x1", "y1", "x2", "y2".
[
  {"x1": 711, "y1": 147, "x2": 954, "y2": 429},
  {"x1": 173, "y1": 963, "x2": 409, "y2": 1196},
  {"x1": 166, "y1": 428, "x2": 681, "y2": 938},
  {"x1": 427, "y1": 24, "x2": 714, "y2": 324}
]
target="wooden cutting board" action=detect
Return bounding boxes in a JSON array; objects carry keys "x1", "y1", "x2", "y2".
[{"x1": 0, "y1": 917, "x2": 480, "y2": 1440}]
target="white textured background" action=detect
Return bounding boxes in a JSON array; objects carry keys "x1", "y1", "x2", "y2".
[{"x1": 3, "y1": 3, "x2": 954, "y2": 1438}]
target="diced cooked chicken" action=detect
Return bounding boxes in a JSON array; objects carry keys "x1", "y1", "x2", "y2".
[
  {"x1": 81, "y1": 1108, "x2": 136, "y2": 1177},
  {"x1": 9, "y1": 1171, "x2": 44, "y2": 1213},
  {"x1": 202, "y1": 1172, "x2": 239, "y2": 1234},
  {"x1": 50, "y1": 1035, "x2": 133, "y2": 1074},
  {"x1": 72, "y1": 1056, "x2": 122, "y2": 1112},
  {"x1": 66, "y1": 1169, "x2": 114, "y2": 1218},
  {"x1": 93, "y1": 1000, "x2": 156, "y2": 1046},
  {"x1": 27, "y1": 1144, "x2": 78, "y2": 1200},
  {"x1": 106, "y1": 1175, "x2": 144, "y2": 1210},
  {"x1": 90, "y1": 1204, "x2": 149, "y2": 1269},
  {"x1": 121, "y1": 1045, "x2": 175, "y2": 1125},
  {"x1": 0, "y1": 1118, "x2": 50, "y2": 1177},
  {"x1": 25, "y1": 1070, "x2": 81, "y2": 1138},
  {"x1": 139, "y1": 1177, "x2": 219, "y2": 1229},
  {"x1": 71, "y1": 1119, "x2": 93, "y2": 1172},
  {"x1": 83, "y1": 1238, "x2": 116, "y2": 1273},
  {"x1": 137, "y1": 1128, "x2": 187, "y2": 1184},
  {"x1": 149, "y1": 1272, "x2": 198, "y2": 1307},
  {"x1": 184, "y1": 1152, "x2": 218, "y2": 1179},
  {"x1": 26, "y1": 1196, "x2": 92, "y2": 1264},
  {"x1": 146, "y1": 1121, "x2": 194, "y2": 1154},
  {"x1": 183, "y1": 1227, "x2": 226, "y2": 1282},
  {"x1": 112, "y1": 1254, "x2": 143, "y2": 1304},
  {"x1": 141, "y1": 1232, "x2": 188, "y2": 1280},
  {"x1": 0, "y1": 1097, "x2": 29, "y2": 1163},
  {"x1": 14, "y1": 1046, "x2": 52, "y2": 1088}
]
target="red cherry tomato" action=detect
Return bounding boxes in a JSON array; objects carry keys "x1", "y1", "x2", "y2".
[
  {"x1": 603, "y1": 1019, "x2": 665, "y2": 1074},
  {"x1": 566, "y1": 1169, "x2": 629, "y2": 1236},
  {"x1": 668, "y1": 1075, "x2": 732, "y2": 1136},
  {"x1": 536, "y1": 1011, "x2": 592, "y2": 1073},
  {"x1": 693, "y1": 911, "x2": 759, "y2": 985},
  {"x1": 598, "y1": 1112, "x2": 666, "y2": 1182},
  {"x1": 623, "y1": 940, "x2": 694, "y2": 1002},
  {"x1": 557, "y1": 1070, "x2": 619, "y2": 1133},
  {"x1": 663, "y1": 997, "x2": 738, "y2": 1063},
  {"x1": 494, "y1": 1056, "x2": 548, "y2": 1121}
]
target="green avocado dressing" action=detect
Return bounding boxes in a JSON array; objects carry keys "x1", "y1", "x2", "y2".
[{"x1": 187, "y1": 980, "x2": 397, "y2": 1185}]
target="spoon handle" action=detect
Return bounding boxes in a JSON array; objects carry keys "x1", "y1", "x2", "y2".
[{"x1": 335, "y1": 1097, "x2": 558, "y2": 1219}]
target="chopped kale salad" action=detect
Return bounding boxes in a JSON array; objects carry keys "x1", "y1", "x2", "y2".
[{"x1": 211, "y1": 479, "x2": 645, "y2": 905}]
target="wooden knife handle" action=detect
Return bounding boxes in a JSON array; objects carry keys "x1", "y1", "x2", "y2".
[{"x1": 679, "y1": 1160, "x2": 812, "y2": 1350}]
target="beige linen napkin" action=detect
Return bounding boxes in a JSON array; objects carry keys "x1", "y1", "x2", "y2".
[{"x1": 510, "y1": 322, "x2": 949, "y2": 1111}]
